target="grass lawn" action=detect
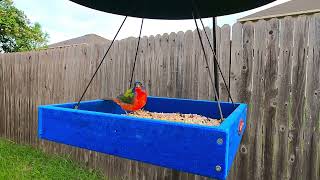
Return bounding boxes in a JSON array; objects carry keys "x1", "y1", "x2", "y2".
[{"x1": 0, "y1": 138, "x2": 105, "y2": 180}]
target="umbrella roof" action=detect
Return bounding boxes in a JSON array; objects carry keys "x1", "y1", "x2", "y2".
[{"x1": 69, "y1": 0, "x2": 276, "y2": 20}]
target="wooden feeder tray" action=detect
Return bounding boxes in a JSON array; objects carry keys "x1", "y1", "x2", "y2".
[{"x1": 38, "y1": 96, "x2": 247, "y2": 180}]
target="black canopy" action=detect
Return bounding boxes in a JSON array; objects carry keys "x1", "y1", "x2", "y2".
[{"x1": 69, "y1": 0, "x2": 276, "y2": 19}]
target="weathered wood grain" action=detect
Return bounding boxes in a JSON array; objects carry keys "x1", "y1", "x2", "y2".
[
  {"x1": 274, "y1": 16, "x2": 294, "y2": 180},
  {"x1": 215, "y1": 25, "x2": 221, "y2": 100},
  {"x1": 218, "y1": 25, "x2": 231, "y2": 102},
  {"x1": 0, "y1": 54, "x2": 4, "y2": 136},
  {"x1": 289, "y1": 15, "x2": 309, "y2": 180},
  {"x1": 229, "y1": 23, "x2": 243, "y2": 102},
  {"x1": 160, "y1": 33, "x2": 169, "y2": 97},
  {"x1": 167, "y1": 32, "x2": 177, "y2": 98},
  {"x1": 227, "y1": 22, "x2": 243, "y2": 179},
  {"x1": 175, "y1": 31, "x2": 184, "y2": 98},
  {"x1": 251, "y1": 20, "x2": 267, "y2": 180},
  {"x1": 201, "y1": 27, "x2": 213, "y2": 101},
  {"x1": 230, "y1": 21, "x2": 254, "y2": 180},
  {"x1": 192, "y1": 29, "x2": 199, "y2": 100},
  {"x1": 305, "y1": 13, "x2": 320, "y2": 180},
  {"x1": 262, "y1": 18, "x2": 279, "y2": 180},
  {"x1": 182, "y1": 30, "x2": 193, "y2": 99}
]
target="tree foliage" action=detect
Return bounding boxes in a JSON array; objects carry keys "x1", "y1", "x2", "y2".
[{"x1": 0, "y1": 0, "x2": 49, "y2": 53}]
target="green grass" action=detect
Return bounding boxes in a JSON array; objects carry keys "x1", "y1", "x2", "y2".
[{"x1": 0, "y1": 138, "x2": 105, "y2": 180}]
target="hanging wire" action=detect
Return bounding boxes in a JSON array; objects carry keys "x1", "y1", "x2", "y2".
[
  {"x1": 74, "y1": 16, "x2": 128, "y2": 109},
  {"x1": 193, "y1": 5, "x2": 234, "y2": 104},
  {"x1": 129, "y1": 18, "x2": 144, "y2": 88},
  {"x1": 212, "y1": 17, "x2": 219, "y2": 100},
  {"x1": 192, "y1": 13, "x2": 224, "y2": 120}
]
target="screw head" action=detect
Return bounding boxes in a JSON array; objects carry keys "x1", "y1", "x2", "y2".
[
  {"x1": 217, "y1": 138, "x2": 223, "y2": 145},
  {"x1": 215, "y1": 165, "x2": 222, "y2": 172}
]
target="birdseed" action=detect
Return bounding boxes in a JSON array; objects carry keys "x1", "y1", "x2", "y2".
[{"x1": 127, "y1": 110, "x2": 221, "y2": 126}]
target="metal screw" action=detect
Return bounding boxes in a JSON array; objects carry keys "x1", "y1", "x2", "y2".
[
  {"x1": 215, "y1": 165, "x2": 222, "y2": 172},
  {"x1": 217, "y1": 138, "x2": 223, "y2": 145}
]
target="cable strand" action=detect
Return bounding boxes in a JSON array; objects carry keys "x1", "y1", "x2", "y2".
[
  {"x1": 129, "y1": 18, "x2": 144, "y2": 88},
  {"x1": 193, "y1": 3, "x2": 234, "y2": 104},
  {"x1": 192, "y1": 13, "x2": 224, "y2": 120},
  {"x1": 74, "y1": 16, "x2": 128, "y2": 109}
]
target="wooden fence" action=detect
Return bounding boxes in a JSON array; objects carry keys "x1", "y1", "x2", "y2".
[{"x1": 0, "y1": 13, "x2": 319, "y2": 180}]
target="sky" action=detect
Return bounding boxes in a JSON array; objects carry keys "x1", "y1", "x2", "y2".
[{"x1": 13, "y1": 0, "x2": 291, "y2": 44}]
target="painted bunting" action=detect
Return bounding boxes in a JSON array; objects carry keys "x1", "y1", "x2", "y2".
[{"x1": 111, "y1": 81, "x2": 147, "y2": 112}]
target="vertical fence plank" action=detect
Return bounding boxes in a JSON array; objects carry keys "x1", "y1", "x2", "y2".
[
  {"x1": 305, "y1": 13, "x2": 320, "y2": 180},
  {"x1": 250, "y1": 20, "x2": 267, "y2": 180},
  {"x1": 229, "y1": 23, "x2": 243, "y2": 102},
  {"x1": 228, "y1": 22, "x2": 243, "y2": 180},
  {"x1": 0, "y1": 54, "x2": 4, "y2": 136},
  {"x1": 262, "y1": 18, "x2": 280, "y2": 180},
  {"x1": 218, "y1": 25, "x2": 231, "y2": 101},
  {"x1": 144, "y1": 36, "x2": 153, "y2": 96},
  {"x1": 140, "y1": 36, "x2": 148, "y2": 93},
  {"x1": 206, "y1": 27, "x2": 215, "y2": 101},
  {"x1": 230, "y1": 21, "x2": 254, "y2": 180},
  {"x1": 197, "y1": 27, "x2": 211, "y2": 101},
  {"x1": 215, "y1": 25, "x2": 221, "y2": 100},
  {"x1": 167, "y1": 32, "x2": 177, "y2": 98},
  {"x1": 175, "y1": 32, "x2": 184, "y2": 98},
  {"x1": 182, "y1": 30, "x2": 193, "y2": 99},
  {"x1": 154, "y1": 34, "x2": 162, "y2": 96},
  {"x1": 289, "y1": 15, "x2": 309, "y2": 180},
  {"x1": 119, "y1": 38, "x2": 128, "y2": 93},
  {"x1": 274, "y1": 16, "x2": 294, "y2": 180},
  {"x1": 160, "y1": 33, "x2": 169, "y2": 97},
  {"x1": 191, "y1": 30, "x2": 199, "y2": 100},
  {"x1": 147, "y1": 35, "x2": 155, "y2": 96}
]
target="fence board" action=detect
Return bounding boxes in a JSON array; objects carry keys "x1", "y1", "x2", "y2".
[
  {"x1": 0, "y1": 55, "x2": 4, "y2": 136},
  {"x1": 160, "y1": 33, "x2": 169, "y2": 97},
  {"x1": 262, "y1": 18, "x2": 279, "y2": 180},
  {"x1": 250, "y1": 20, "x2": 268, "y2": 180},
  {"x1": 201, "y1": 27, "x2": 213, "y2": 101},
  {"x1": 175, "y1": 32, "x2": 184, "y2": 98},
  {"x1": 182, "y1": 30, "x2": 193, "y2": 99},
  {"x1": 306, "y1": 13, "x2": 320, "y2": 180},
  {"x1": 274, "y1": 16, "x2": 294, "y2": 180},
  {"x1": 229, "y1": 23, "x2": 243, "y2": 102},
  {"x1": 218, "y1": 25, "x2": 231, "y2": 101},
  {"x1": 227, "y1": 22, "x2": 243, "y2": 179},
  {"x1": 289, "y1": 15, "x2": 309, "y2": 180},
  {"x1": 230, "y1": 21, "x2": 254, "y2": 180},
  {"x1": 167, "y1": 32, "x2": 177, "y2": 98},
  {"x1": 192, "y1": 29, "x2": 199, "y2": 100}
]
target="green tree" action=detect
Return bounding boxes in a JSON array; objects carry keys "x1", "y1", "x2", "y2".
[{"x1": 0, "y1": 0, "x2": 49, "y2": 53}]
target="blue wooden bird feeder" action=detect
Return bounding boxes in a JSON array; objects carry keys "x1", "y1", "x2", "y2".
[
  {"x1": 36, "y1": 0, "x2": 275, "y2": 178},
  {"x1": 38, "y1": 96, "x2": 247, "y2": 180}
]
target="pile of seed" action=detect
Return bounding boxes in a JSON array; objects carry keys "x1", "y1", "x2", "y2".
[{"x1": 128, "y1": 110, "x2": 221, "y2": 126}]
